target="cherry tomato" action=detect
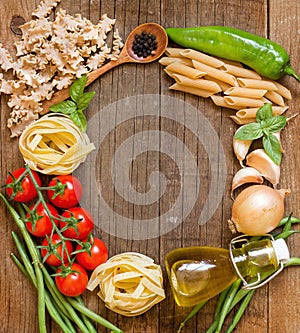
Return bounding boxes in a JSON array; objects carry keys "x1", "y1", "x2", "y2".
[
  {"x1": 5, "y1": 167, "x2": 41, "y2": 202},
  {"x1": 47, "y1": 175, "x2": 83, "y2": 209},
  {"x1": 55, "y1": 262, "x2": 88, "y2": 297},
  {"x1": 60, "y1": 207, "x2": 94, "y2": 240},
  {"x1": 40, "y1": 234, "x2": 73, "y2": 266},
  {"x1": 25, "y1": 202, "x2": 59, "y2": 237},
  {"x1": 75, "y1": 236, "x2": 108, "y2": 270}
]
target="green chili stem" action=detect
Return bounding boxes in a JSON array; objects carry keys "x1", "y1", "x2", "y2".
[
  {"x1": 177, "y1": 301, "x2": 207, "y2": 333},
  {"x1": 0, "y1": 193, "x2": 47, "y2": 333},
  {"x1": 67, "y1": 297, "x2": 124, "y2": 333},
  {"x1": 225, "y1": 289, "x2": 256, "y2": 333}
]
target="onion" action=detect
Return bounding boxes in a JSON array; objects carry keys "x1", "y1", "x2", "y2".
[{"x1": 228, "y1": 184, "x2": 290, "y2": 236}]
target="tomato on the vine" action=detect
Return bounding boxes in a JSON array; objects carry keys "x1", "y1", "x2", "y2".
[
  {"x1": 75, "y1": 236, "x2": 108, "y2": 270},
  {"x1": 5, "y1": 167, "x2": 41, "y2": 202},
  {"x1": 40, "y1": 234, "x2": 73, "y2": 266},
  {"x1": 60, "y1": 207, "x2": 94, "y2": 240},
  {"x1": 47, "y1": 175, "x2": 83, "y2": 209},
  {"x1": 55, "y1": 262, "x2": 88, "y2": 297},
  {"x1": 25, "y1": 202, "x2": 59, "y2": 237}
]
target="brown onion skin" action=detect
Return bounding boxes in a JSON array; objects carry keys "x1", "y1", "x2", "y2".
[{"x1": 229, "y1": 184, "x2": 289, "y2": 236}]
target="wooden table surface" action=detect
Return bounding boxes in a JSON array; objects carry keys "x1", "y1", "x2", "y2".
[{"x1": 1, "y1": 0, "x2": 300, "y2": 332}]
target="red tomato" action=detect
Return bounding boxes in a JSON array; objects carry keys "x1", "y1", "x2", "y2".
[
  {"x1": 47, "y1": 175, "x2": 83, "y2": 209},
  {"x1": 5, "y1": 167, "x2": 41, "y2": 202},
  {"x1": 25, "y1": 202, "x2": 59, "y2": 237},
  {"x1": 75, "y1": 237, "x2": 108, "y2": 270},
  {"x1": 55, "y1": 262, "x2": 88, "y2": 297},
  {"x1": 60, "y1": 207, "x2": 94, "y2": 240},
  {"x1": 40, "y1": 234, "x2": 73, "y2": 266}
]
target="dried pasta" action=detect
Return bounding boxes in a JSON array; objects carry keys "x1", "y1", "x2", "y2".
[
  {"x1": 18, "y1": 114, "x2": 95, "y2": 175},
  {"x1": 160, "y1": 47, "x2": 292, "y2": 117},
  {"x1": 87, "y1": 252, "x2": 165, "y2": 317}
]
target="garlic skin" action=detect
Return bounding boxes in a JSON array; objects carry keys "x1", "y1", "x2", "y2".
[
  {"x1": 233, "y1": 138, "x2": 252, "y2": 167},
  {"x1": 231, "y1": 167, "x2": 264, "y2": 195},
  {"x1": 246, "y1": 149, "x2": 280, "y2": 188},
  {"x1": 228, "y1": 185, "x2": 290, "y2": 236}
]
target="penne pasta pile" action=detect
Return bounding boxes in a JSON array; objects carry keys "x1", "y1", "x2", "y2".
[{"x1": 160, "y1": 48, "x2": 292, "y2": 124}]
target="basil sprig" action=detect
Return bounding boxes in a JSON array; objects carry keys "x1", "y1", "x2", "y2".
[
  {"x1": 234, "y1": 103, "x2": 286, "y2": 165},
  {"x1": 49, "y1": 75, "x2": 95, "y2": 131}
]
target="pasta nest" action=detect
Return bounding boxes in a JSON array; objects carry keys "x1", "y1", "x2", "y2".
[
  {"x1": 87, "y1": 252, "x2": 166, "y2": 316},
  {"x1": 19, "y1": 113, "x2": 95, "y2": 175}
]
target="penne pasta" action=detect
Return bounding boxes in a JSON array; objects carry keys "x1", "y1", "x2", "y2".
[
  {"x1": 171, "y1": 73, "x2": 222, "y2": 92},
  {"x1": 159, "y1": 56, "x2": 193, "y2": 67},
  {"x1": 224, "y1": 96, "x2": 265, "y2": 108},
  {"x1": 273, "y1": 81, "x2": 292, "y2": 99},
  {"x1": 179, "y1": 49, "x2": 225, "y2": 68},
  {"x1": 204, "y1": 75, "x2": 232, "y2": 91},
  {"x1": 264, "y1": 91, "x2": 285, "y2": 106},
  {"x1": 165, "y1": 47, "x2": 185, "y2": 57},
  {"x1": 236, "y1": 106, "x2": 289, "y2": 119},
  {"x1": 224, "y1": 87, "x2": 267, "y2": 99},
  {"x1": 166, "y1": 62, "x2": 206, "y2": 79},
  {"x1": 170, "y1": 83, "x2": 215, "y2": 98},
  {"x1": 210, "y1": 95, "x2": 241, "y2": 110},
  {"x1": 230, "y1": 115, "x2": 257, "y2": 125},
  {"x1": 237, "y1": 78, "x2": 278, "y2": 91},
  {"x1": 193, "y1": 60, "x2": 238, "y2": 86},
  {"x1": 221, "y1": 63, "x2": 262, "y2": 80}
]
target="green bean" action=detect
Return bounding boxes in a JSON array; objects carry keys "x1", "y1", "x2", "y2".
[
  {"x1": 0, "y1": 193, "x2": 47, "y2": 333},
  {"x1": 215, "y1": 279, "x2": 242, "y2": 333},
  {"x1": 274, "y1": 230, "x2": 300, "y2": 240},
  {"x1": 40, "y1": 265, "x2": 91, "y2": 333},
  {"x1": 213, "y1": 285, "x2": 231, "y2": 320},
  {"x1": 278, "y1": 216, "x2": 300, "y2": 227},
  {"x1": 225, "y1": 289, "x2": 255, "y2": 333},
  {"x1": 285, "y1": 257, "x2": 300, "y2": 267},
  {"x1": 177, "y1": 301, "x2": 207, "y2": 333},
  {"x1": 10, "y1": 251, "x2": 73, "y2": 333},
  {"x1": 75, "y1": 297, "x2": 98, "y2": 333},
  {"x1": 67, "y1": 297, "x2": 124, "y2": 333}
]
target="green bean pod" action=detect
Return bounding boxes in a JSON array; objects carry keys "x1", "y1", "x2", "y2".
[{"x1": 166, "y1": 26, "x2": 300, "y2": 81}]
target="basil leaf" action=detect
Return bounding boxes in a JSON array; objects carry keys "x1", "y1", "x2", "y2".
[
  {"x1": 256, "y1": 103, "x2": 273, "y2": 121},
  {"x1": 69, "y1": 75, "x2": 87, "y2": 103},
  {"x1": 234, "y1": 122, "x2": 263, "y2": 140},
  {"x1": 49, "y1": 100, "x2": 77, "y2": 114},
  {"x1": 262, "y1": 134, "x2": 282, "y2": 165},
  {"x1": 70, "y1": 110, "x2": 87, "y2": 132},
  {"x1": 77, "y1": 91, "x2": 95, "y2": 111},
  {"x1": 262, "y1": 115, "x2": 287, "y2": 134}
]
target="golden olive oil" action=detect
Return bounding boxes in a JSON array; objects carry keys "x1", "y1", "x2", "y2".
[{"x1": 165, "y1": 238, "x2": 287, "y2": 307}]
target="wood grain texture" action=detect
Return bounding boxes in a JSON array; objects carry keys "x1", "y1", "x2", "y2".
[{"x1": 0, "y1": 0, "x2": 300, "y2": 332}]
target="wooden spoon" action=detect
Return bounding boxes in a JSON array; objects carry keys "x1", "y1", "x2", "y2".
[{"x1": 41, "y1": 22, "x2": 168, "y2": 114}]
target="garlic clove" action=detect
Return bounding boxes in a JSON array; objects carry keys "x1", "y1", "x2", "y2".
[
  {"x1": 231, "y1": 167, "x2": 264, "y2": 196},
  {"x1": 233, "y1": 138, "x2": 252, "y2": 167},
  {"x1": 246, "y1": 149, "x2": 280, "y2": 188}
]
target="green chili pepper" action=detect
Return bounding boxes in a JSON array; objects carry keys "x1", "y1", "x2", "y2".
[{"x1": 165, "y1": 26, "x2": 300, "y2": 81}]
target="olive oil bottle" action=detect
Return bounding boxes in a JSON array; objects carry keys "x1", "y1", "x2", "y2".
[{"x1": 165, "y1": 236, "x2": 289, "y2": 307}]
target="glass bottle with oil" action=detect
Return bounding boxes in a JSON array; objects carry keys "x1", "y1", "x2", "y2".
[{"x1": 165, "y1": 235, "x2": 289, "y2": 307}]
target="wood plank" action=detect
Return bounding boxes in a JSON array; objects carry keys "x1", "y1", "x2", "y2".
[{"x1": 0, "y1": 0, "x2": 300, "y2": 332}]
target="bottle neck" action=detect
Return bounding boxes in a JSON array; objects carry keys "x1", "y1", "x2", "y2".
[{"x1": 231, "y1": 239, "x2": 279, "y2": 279}]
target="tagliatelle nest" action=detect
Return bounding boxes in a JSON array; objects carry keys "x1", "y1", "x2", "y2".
[
  {"x1": 0, "y1": 0, "x2": 123, "y2": 137},
  {"x1": 87, "y1": 252, "x2": 166, "y2": 317},
  {"x1": 18, "y1": 114, "x2": 95, "y2": 175}
]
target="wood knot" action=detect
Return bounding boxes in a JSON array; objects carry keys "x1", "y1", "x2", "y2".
[{"x1": 10, "y1": 15, "x2": 26, "y2": 35}]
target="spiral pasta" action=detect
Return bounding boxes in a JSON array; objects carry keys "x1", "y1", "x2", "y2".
[
  {"x1": 87, "y1": 252, "x2": 165, "y2": 316},
  {"x1": 18, "y1": 114, "x2": 95, "y2": 175}
]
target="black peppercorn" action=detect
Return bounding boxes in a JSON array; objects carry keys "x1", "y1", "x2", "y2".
[{"x1": 132, "y1": 31, "x2": 158, "y2": 58}]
